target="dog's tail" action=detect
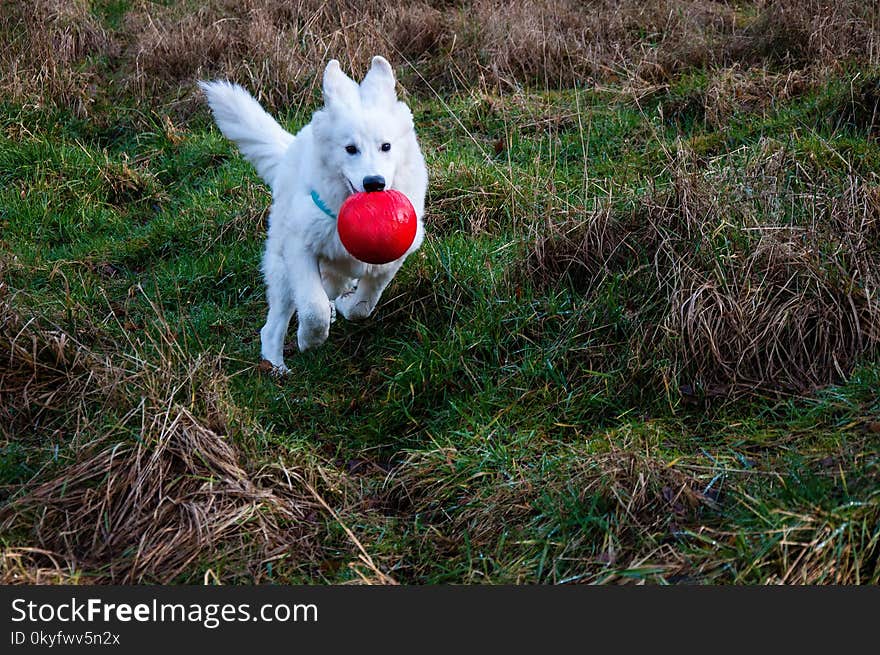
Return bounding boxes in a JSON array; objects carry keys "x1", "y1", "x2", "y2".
[{"x1": 199, "y1": 80, "x2": 294, "y2": 188}]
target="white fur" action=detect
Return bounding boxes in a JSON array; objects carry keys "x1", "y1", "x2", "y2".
[{"x1": 200, "y1": 57, "x2": 428, "y2": 372}]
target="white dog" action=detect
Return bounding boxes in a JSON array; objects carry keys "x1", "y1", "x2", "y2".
[{"x1": 200, "y1": 56, "x2": 427, "y2": 373}]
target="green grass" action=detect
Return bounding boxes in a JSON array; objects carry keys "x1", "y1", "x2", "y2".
[{"x1": 2, "y1": 58, "x2": 879, "y2": 584}]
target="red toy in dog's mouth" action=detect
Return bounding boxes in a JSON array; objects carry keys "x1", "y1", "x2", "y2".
[{"x1": 337, "y1": 190, "x2": 417, "y2": 265}]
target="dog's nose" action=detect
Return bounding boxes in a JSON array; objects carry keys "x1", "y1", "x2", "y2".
[{"x1": 363, "y1": 175, "x2": 386, "y2": 192}]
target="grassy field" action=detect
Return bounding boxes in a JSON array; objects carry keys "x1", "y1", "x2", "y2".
[{"x1": 1, "y1": 0, "x2": 879, "y2": 584}]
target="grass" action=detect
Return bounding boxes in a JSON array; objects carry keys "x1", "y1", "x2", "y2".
[{"x1": 1, "y1": 1, "x2": 879, "y2": 584}]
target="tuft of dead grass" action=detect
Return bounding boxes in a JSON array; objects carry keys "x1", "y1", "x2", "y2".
[
  {"x1": 0, "y1": 548, "x2": 82, "y2": 584},
  {"x1": 703, "y1": 64, "x2": 812, "y2": 127},
  {"x1": 0, "y1": 293, "x2": 320, "y2": 583},
  {"x1": 526, "y1": 204, "x2": 637, "y2": 294},
  {"x1": 727, "y1": 0, "x2": 880, "y2": 68},
  {"x1": 519, "y1": 144, "x2": 880, "y2": 397},
  {"x1": 657, "y1": 147, "x2": 880, "y2": 395}
]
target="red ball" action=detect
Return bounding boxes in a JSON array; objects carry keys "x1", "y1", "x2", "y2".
[{"x1": 337, "y1": 190, "x2": 417, "y2": 265}]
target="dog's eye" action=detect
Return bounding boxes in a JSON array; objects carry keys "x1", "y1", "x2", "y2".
[
  {"x1": 380, "y1": 143, "x2": 391, "y2": 152},
  {"x1": 345, "y1": 145, "x2": 358, "y2": 155}
]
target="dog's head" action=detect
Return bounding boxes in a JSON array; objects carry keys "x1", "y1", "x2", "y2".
[{"x1": 312, "y1": 56, "x2": 416, "y2": 194}]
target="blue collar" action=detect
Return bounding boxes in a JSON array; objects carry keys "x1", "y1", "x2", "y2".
[{"x1": 310, "y1": 190, "x2": 337, "y2": 220}]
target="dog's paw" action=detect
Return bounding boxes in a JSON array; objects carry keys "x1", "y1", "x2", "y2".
[
  {"x1": 259, "y1": 359, "x2": 290, "y2": 377},
  {"x1": 329, "y1": 299, "x2": 337, "y2": 324},
  {"x1": 295, "y1": 301, "x2": 332, "y2": 350},
  {"x1": 335, "y1": 291, "x2": 372, "y2": 321},
  {"x1": 297, "y1": 322, "x2": 330, "y2": 351}
]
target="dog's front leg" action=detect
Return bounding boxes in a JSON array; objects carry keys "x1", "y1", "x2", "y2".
[
  {"x1": 289, "y1": 249, "x2": 333, "y2": 350},
  {"x1": 335, "y1": 261, "x2": 403, "y2": 321},
  {"x1": 260, "y1": 248, "x2": 295, "y2": 372}
]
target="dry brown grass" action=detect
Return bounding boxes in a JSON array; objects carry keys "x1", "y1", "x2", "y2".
[
  {"x1": 385, "y1": 431, "x2": 717, "y2": 582},
  {"x1": 1, "y1": 0, "x2": 877, "y2": 587},
  {"x1": 521, "y1": 143, "x2": 880, "y2": 397},
  {"x1": 1, "y1": 1, "x2": 877, "y2": 114},
  {"x1": 1, "y1": 0, "x2": 115, "y2": 116},
  {"x1": 727, "y1": 0, "x2": 880, "y2": 67},
  {"x1": 703, "y1": 64, "x2": 812, "y2": 127},
  {"x1": 0, "y1": 548, "x2": 82, "y2": 584},
  {"x1": 0, "y1": 292, "x2": 320, "y2": 583},
  {"x1": 659, "y1": 146, "x2": 880, "y2": 395},
  {"x1": 526, "y1": 204, "x2": 636, "y2": 293},
  {"x1": 699, "y1": 489, "x2": 880, "y2": 584}
]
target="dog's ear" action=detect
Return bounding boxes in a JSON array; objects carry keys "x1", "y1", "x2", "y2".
[
  {"x1": 323, "y1": 60, "x2": 360, "y2": 110},
  {"x1": 360, "y1": 56, "x2": 397, "y2": 107}
]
